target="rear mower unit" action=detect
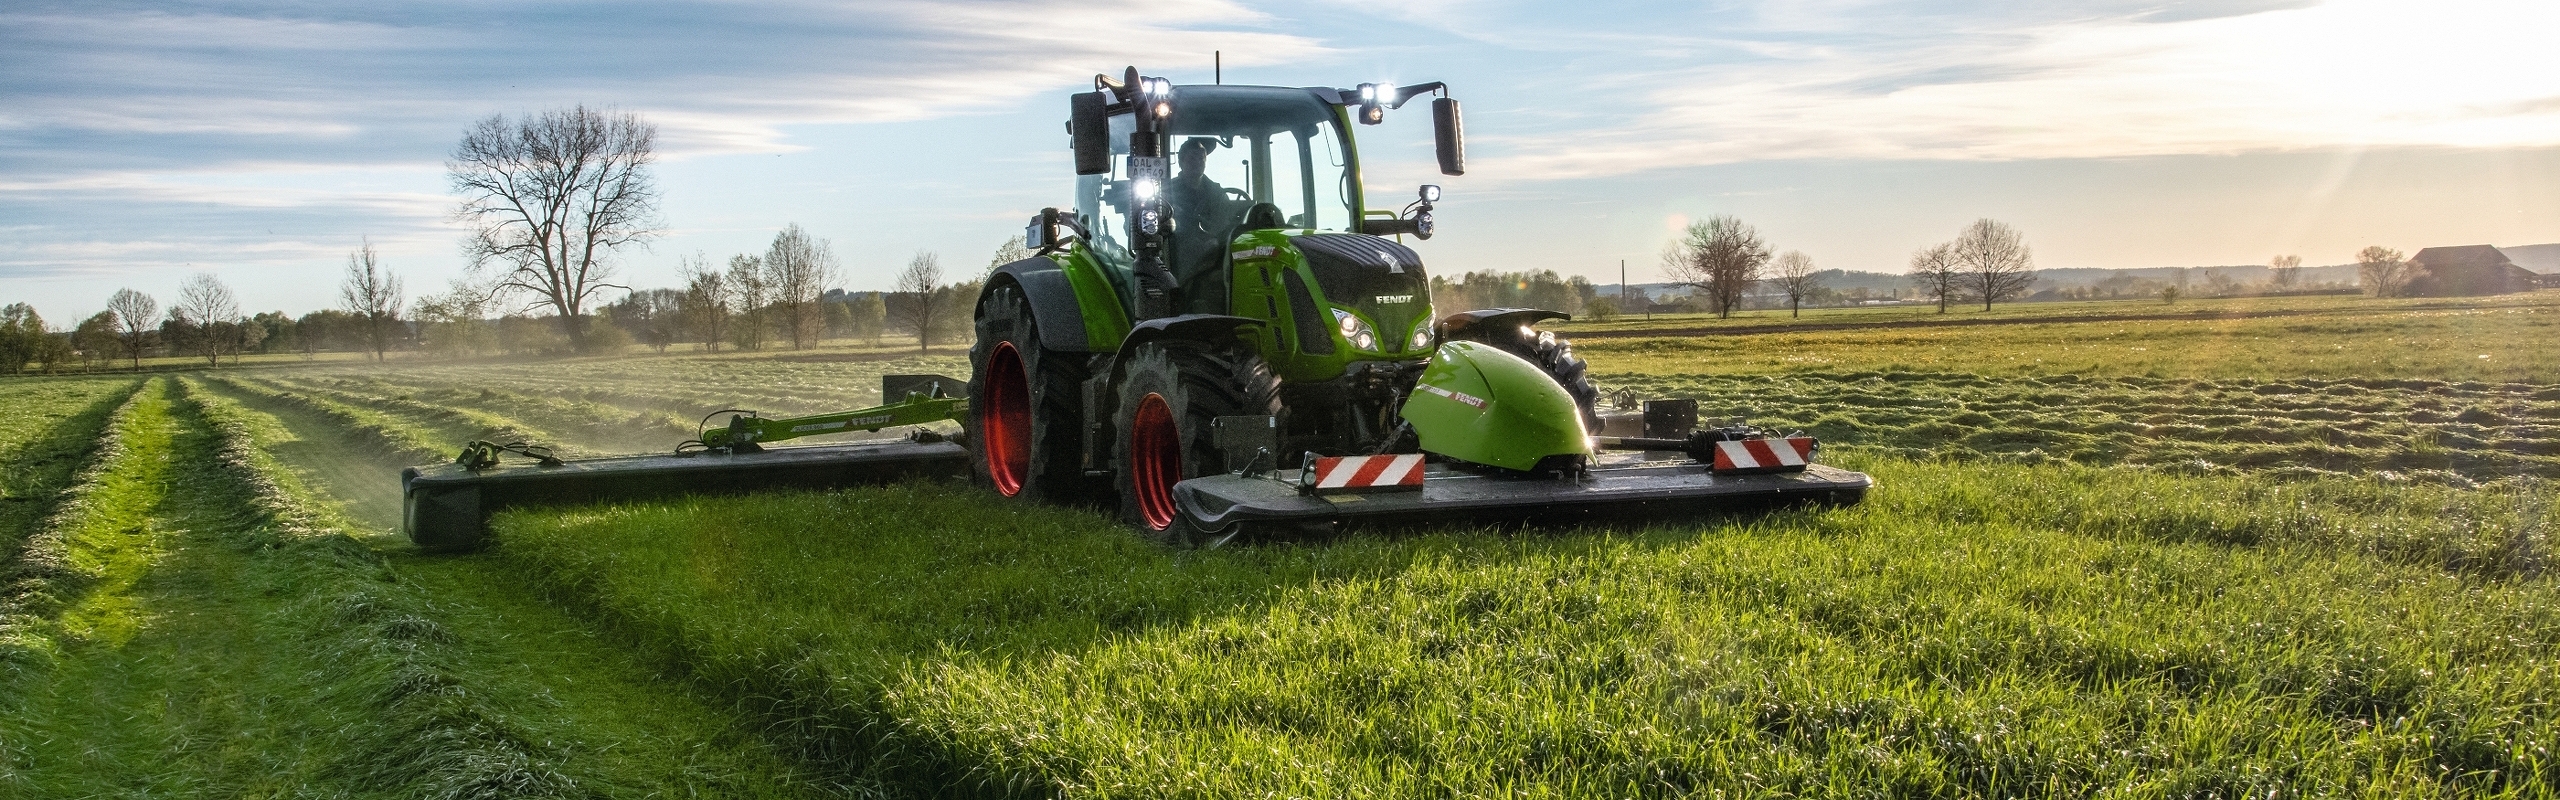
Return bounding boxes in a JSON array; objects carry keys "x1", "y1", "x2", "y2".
[{"x1": 398, "y1": 67, "x2": 1871, "y2": 550}]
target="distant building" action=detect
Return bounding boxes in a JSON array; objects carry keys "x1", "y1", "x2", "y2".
[{"x1": 2403, "y1": 245, "x2": 2541, "y2": 296}]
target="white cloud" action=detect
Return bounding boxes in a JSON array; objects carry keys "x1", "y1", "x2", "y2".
[{"x1": 1490, "y1": 0, "x2": 2560, "y2": 179}]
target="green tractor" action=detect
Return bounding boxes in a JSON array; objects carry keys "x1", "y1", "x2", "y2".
[
  {"x1": 399, "y1": 68, "x2": 1869, "y2": 551},
  {"x1": 967, "y1": 68, "x2": 1868, "y2": 543}
]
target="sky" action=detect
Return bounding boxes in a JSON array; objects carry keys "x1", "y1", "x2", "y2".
[{"x1": 5, "y1": 0, "x2": 2558, "y2": 323}]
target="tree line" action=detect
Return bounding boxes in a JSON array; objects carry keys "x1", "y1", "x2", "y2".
[{"x1": 1656, "y1": 215, "x2": 2042, "y2": 319}]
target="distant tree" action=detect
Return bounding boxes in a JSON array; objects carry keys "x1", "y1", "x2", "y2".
[
  {"x1": 250, "y1": 311, "x2": 298, "y2": 355},
  {"x1": 2357, "y1": 246, "x2": 2410, "y2": 298},
  {"x1": 987, "y1": 234, "x2": 1032, "y2": 274},
  {"x1": 175, "y1": 273, "x2": 258, "y2": 367},
  {"x1": 1952, "y1": 218, "x2": 2036, "y2": 311},
  {"x1": 1660, "y1": 215, "x2": 1768, "y2": 318},
  {"x1": 605, "y1": 288, "x2": 684, "y2": 354},
  {"x1": 339, "y1": 241, "x2": 405, "y2": 361},
  {"x1": 726, "y1": 254, "x2": 770, "y2": 351},
  {"x1": 676, "y1": 253, "x2": 731, "y2": 352},
  {"x1": 1906, "y1": 243, "x2": 1961, "y2": 313},
  {"x1": 449, "y1": 105, "x2": 659, "y2": 353},
  {"x1": 931, "y1": 279, "x2": 983, "y2": 346},
  {"x1": 74, "y1": 311, "x2": 121, "y2": 371},
  {"x1": 2202, "y1": 270, "x2": 2240, "y2": 298},
  {"x1": 2269, "y1": 254, "x2": 2302, "y2": 290},
  {"x1": 763, "y1": 224, "x2": 840, "y2": 350},
  {"x1": 0, "y1": 303, "x2": 42, "y2": 374},
  {"x1": 105, "y1": 288, "x2": 157, "y2": 369},
  {"x1": 849, "y1": 292, "x2": 887, "y2": 346},
  {"x1": 1582, "y1": 297, "x2": 1621, "y2": 322},
  {"x1": 889, "y1": 251, "x2": 944, "y2": 351},
  {"x1": 415, "y1": 282, "x2": 497, "y2": 359},
  {"x1": 1767, "y1": 250, "x2": 1823, "y2": 318}
]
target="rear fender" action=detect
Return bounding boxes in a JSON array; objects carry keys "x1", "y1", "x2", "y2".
[
  {"x1": 1437, "y1": 307, "x2": 1569, "y2": 339},
  {"x1": 988, "y1": 251, "x2": 1132, "y2": 352}
]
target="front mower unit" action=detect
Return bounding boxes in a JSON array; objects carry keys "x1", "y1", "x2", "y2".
[{"x1": 1178, "y1": 452, "x2": 1869, "y2": 532}]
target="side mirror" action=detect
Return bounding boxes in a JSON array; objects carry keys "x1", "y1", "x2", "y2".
[
  {"x1": 1027, "y1": 207, "x2": 1083, "y2": 254},
  {"x1": 1024, "y1": 212, "x2": 1053, "y2": 251},
  {"x1": 1431, "y1": 97, "x2": 1464, "y2": 176},
  {"x1": 1071, "y1": 92, "x2": 1110, "y2": 176}
]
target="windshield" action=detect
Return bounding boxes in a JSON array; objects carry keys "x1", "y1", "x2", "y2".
[
  {"x1": 1165, "y1": 86, "x2": 1357, "y2": 234},
  {"x1": 1071, "y1": 86, "x2": 1360, "y2": 310}
]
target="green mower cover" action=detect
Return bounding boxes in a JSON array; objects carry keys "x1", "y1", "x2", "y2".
[{"x1": 1401, "y1": 341, "x2": 1593, "y2": 471}]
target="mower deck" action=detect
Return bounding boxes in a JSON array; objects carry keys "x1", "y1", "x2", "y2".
[
  {"x1": 1174, "y1": 451, "x2": 1870, "y2": 532},
  {"x1": 402, "y1": 438, "x2": 969, "y2": 550}
]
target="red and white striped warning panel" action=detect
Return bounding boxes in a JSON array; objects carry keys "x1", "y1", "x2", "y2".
[
  {"x1": 1300, "y1": 453, "x2": 1428, "y2": 494},
  {"x1": 1710, "y1": 437, "x2": 1815, "y2": 473}
]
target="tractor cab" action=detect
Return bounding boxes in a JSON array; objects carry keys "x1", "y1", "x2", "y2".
[{"x1": 1074, "y1": 85, "x2": 1362, "y2": 318}]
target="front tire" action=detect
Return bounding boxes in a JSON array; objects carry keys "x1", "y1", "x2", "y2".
[
  {"x1": 1113, "y1": 341, "x2": 1280, "y2": 545},
  {"x1": 967, "y1": 285, "x2": 1099, "y2": 504}
]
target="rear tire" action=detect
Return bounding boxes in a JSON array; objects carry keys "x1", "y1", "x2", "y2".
[
  {"x1": 967, "y1": 285, "x2": 1100, "y2": 504},
  {"x1": 1113, "y1": 341, "x2": 1281, "y2": 546},
  {"x1": 1448, "y1": 324, "x2": 1603, "y2": 433}
]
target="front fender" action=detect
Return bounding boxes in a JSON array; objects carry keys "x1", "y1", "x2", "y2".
[{"x1": 1436, "y1": 307, "x2": 1570, "y2": 339}]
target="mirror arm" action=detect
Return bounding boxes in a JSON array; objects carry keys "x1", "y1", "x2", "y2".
[{"x1": 1387, "y1": 82, "x2": 1446, "y2": 110}]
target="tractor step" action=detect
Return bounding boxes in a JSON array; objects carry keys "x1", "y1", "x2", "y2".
[
  {"x1": 402, "y1": 438, "x2": 969, "y2": 550},
  {"x1": 1174, "y1": 451, "x2": 1870, "y2": 533}
]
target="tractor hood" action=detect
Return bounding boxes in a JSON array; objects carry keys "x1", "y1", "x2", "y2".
[
  {"x1": 1400, "y1": 341, "x2": 1591, "y2": 471},
  {"x1": 1291, "y1": 233, "x2": 1432, "y2": 353}
]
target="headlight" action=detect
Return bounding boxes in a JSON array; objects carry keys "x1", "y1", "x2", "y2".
[
  {"x1": 1332, "y1": 309, "x2": 1378, "y2": 351},
  {"x1": 1408, "y1": 324, "x2": 1432, "y2": 352}
]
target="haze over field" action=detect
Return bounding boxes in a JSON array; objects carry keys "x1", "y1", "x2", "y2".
[{"x1": 5, "y1": 0, "x2": 2557, "y2": 320}]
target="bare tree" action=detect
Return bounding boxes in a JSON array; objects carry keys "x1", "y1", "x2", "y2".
[
  {"x1": 448, "y1": 105, "x2": 660, "y2": 354},
  {"x1": 1953, "y1": 219, "x2": 2035, "y2": 311},
  {"x1": 174, "y1": 273, "x2": 257, "y2": 367},
  {"x1": 105, "y1": 288, "x2": 157, "y2": 369},
  {"x1": 2357, "y1": 246, "x2": 2409, "y2": 298},
  {"x1": 763, "y1": 224, "x2": 840, "y2": 350},
  {"x1": 676, "y1": 252, "x2": 730, "y2": 352},
  {"x1": 889, "y1": 251, "x2": 944, "y2": 351},
  {"x1": 987, "y1": 234, "x2": 1032, "y2": 274},
  {"x1": 1906, "y1": 243, "x2": 1961, "y2": 313},
  {"x1": 1768, "y1": 250, "x2": 1823, "y2": 318},
  {"x1": 2269, "y1": 254, "x2": 2302, "y2": 290},
  {"x1": 339, "y1": 240, "x2": 405, "y2": 361},
  {"x1": 1659, "y1": 215, "x2": 1768, "y2": 318},
  {"x1": 727, "y1": 254, "x2": 770, "y2": 351}
]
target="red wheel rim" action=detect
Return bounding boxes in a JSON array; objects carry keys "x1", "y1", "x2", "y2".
[
  {"x1": 982, "y1": 342, "x2": 1031, "y2": 497},
  {"x1": 1129, "y1": 393, "x2": 1181, "y2": 530}
]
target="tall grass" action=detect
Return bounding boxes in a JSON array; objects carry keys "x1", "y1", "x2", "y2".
[{"x1": 494, "y1": 456, "x2": 2557, "y2": 796}]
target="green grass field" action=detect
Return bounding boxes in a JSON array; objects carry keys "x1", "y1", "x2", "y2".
[{"x1": 0, "y1": 291, "x2": 2553, "y2": 797}]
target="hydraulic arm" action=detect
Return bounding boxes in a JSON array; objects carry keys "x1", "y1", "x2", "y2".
[{"x1": 696, "y1": 388, "x2": 967, "y2": 453}]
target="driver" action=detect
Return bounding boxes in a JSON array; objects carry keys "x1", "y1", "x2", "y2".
[{"x1": 1168, "y1": 137, "x2": 1251, "y2": 314}]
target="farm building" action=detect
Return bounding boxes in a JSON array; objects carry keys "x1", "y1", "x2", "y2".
[{"x1": 2402, "y1": 245, "x2": 2541, "y2": 296}]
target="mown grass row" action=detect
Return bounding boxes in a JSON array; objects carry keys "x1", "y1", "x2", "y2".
[
  {"x1": 1571, "y1": 293, "x2": 2560, "y2": 383},
  {"x1": 1, "y1": 379, "x2": 584, "y2": 797},
  {"x1": 0, "y1": 378, "x2": 144, "y2": 528},
  {"x1": 292, "y1": 352, "x2": 972, "y2": 420},
  {"x1": 489, "y1": 454, "x2": 2558, "y2": 796},
  {"x1": 252, "y1": 372, "x2": 693, "y2": 453},
  {"x1": 210, "y1": 375, "x2": 477, "y2": 465},
  {"x1": 0, "y1": 380, "x2": 154, "y2": 695},
  {"x1": 1592, "y1": 370, "x2": 2560, "y2": 484}
]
